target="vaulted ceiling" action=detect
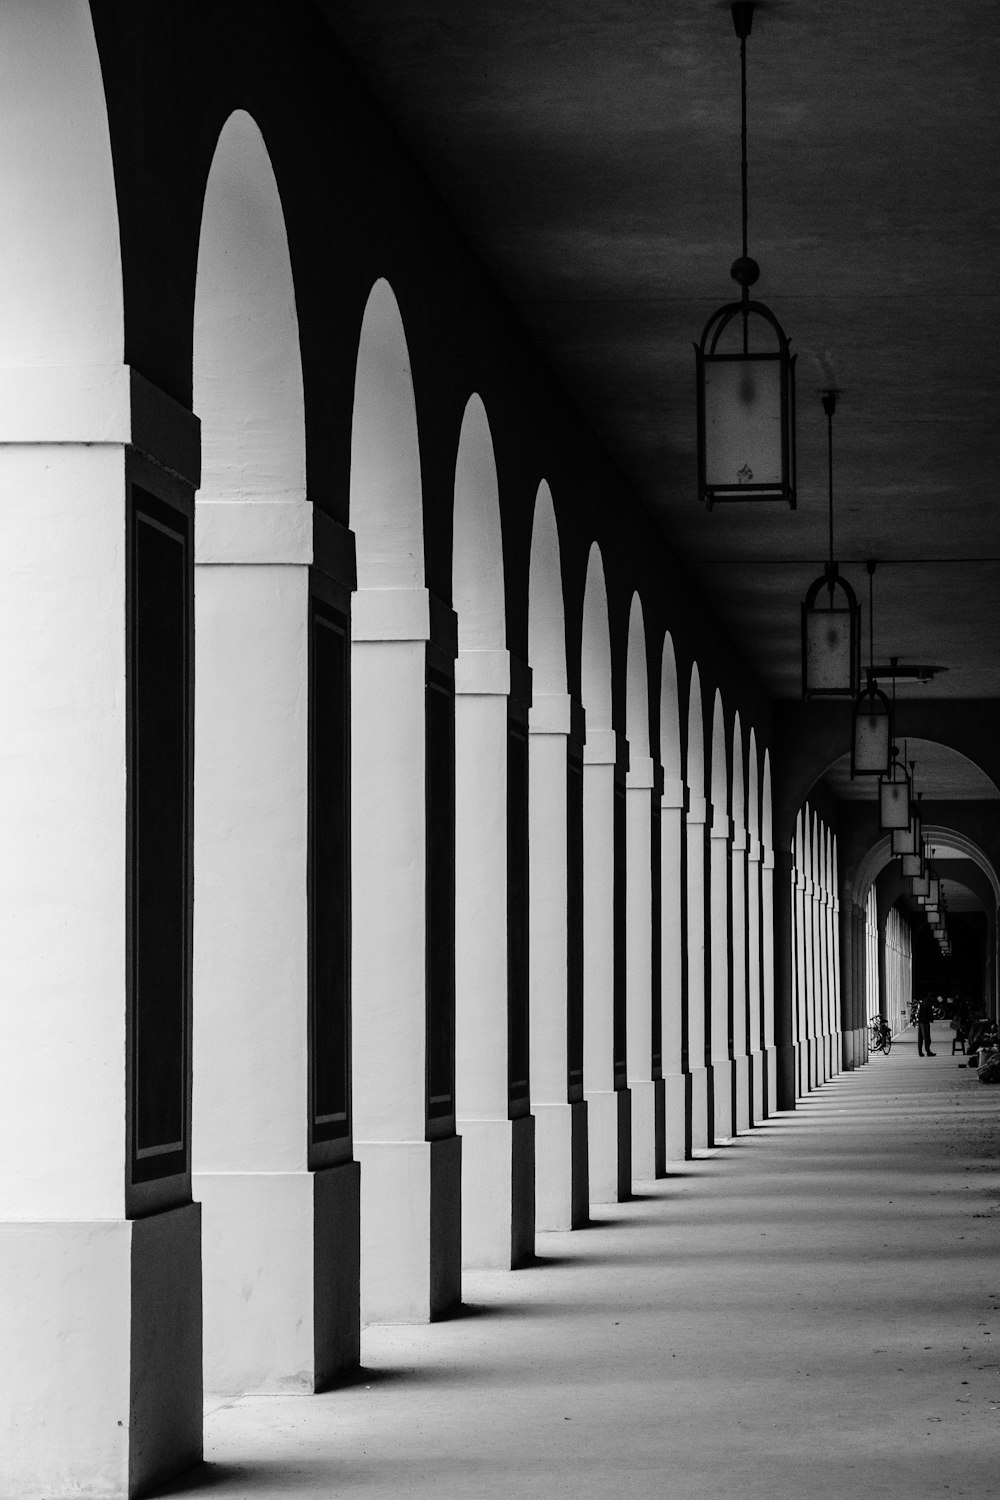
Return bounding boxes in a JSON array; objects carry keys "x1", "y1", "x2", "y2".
[{"x1": 316, "y1": 1, "x2": 1000, "y2": 743}]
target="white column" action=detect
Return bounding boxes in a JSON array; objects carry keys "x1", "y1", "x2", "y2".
[
  {"x1": 660, "y1": 779, "x2": 687, "y2": 1159},
  {"x1": 193, "y1": 501, "x2": 359, "y2": 1394},
  {"x1": 351, "y1": 587, "x2": 461, "y2": 1323},
  {"x1": 762, "y1": 846, "x2": 777, "y2": 1114},
  {"x1": 731, "y1": 824, "x2": 750, "y2": 1132},
  {"x1": 746, "y1": 832, "x2": 764, "y2": 1124},
  {"x1": 455, "y1": 650, "x2": 534, "y2": 1267},
  {"x1": 626, "y1": 754, "x2": 657, "y2": 1179},
  {"x1": 709, "y1": 807, "x2": 734, "y2": 1141},
  {"x1": 686, "y1": 795, "x2": 710, "y2": 1149},
  {"x1": 528, "y1": 694, "x2": 588, "y2": 1229},
  {"x1": 583, "y1": 729, "x2": 631, "y2": 1201},
  {"x1": 0, "y1": 369, "x2": 202, "y2": 1497}
]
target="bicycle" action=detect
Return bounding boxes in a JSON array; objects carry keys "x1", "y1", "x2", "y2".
[{"x1": 869, "y1": 1014, "x2": 892, "y2": 1055}]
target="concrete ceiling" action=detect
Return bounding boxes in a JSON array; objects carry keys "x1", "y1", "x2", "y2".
[{"x1": 317, "y1": 0, "x2": 1000, "y2": 707}]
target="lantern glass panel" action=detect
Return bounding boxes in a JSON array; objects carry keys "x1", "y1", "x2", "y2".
[
  {"x1": 853, "y1": 706, "x2": 891, "y2": 775},
  {"x1": 892, "y1": 815, "x2": 919, "y2": 856},
  {"x1": 804, "y1": 606, "x2": 855, "y2": 695},
  {"x1": 928, "y1": 876, "x2": 941, "y2": 905},
  {"x1": 901, "y1": 851, "x2": 923, "y2": 878},
  {"x1": 704, "y1": 356, "x2": 782, "y2": 492},
  {"x1": 880, "y1": 775, "x2": 910, "y2": 830},
  {"x1": 910, "y1": 873, "x2": 930, "y2": 898}
]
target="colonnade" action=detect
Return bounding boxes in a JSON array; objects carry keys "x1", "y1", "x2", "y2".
[
  {"x1": 883, "y1": 907, "x2": 914, "y2": 1034},
  {"x1": 789, "y1": 804, "x2": 843, "y2": 1097}
]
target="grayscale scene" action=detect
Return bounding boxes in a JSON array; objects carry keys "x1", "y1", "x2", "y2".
[{"x1": 2, "y1": 3, "x2": 998, "y2": 1497}]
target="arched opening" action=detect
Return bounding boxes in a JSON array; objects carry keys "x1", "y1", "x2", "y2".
[
  {"x1": 350, "y1": 278, "x2": 460, "y2": 1323},
  {"x1": 624, "y1": 594, "x2": 658, "y2": 1178},
  {"x1": 527, "y1": 483, "x2": 587, "y2": 1229},
  {"x1": 452, "y1": 394, "x2": 533, "y2": 1269},
  {"x1": 658, "y1": 633, "x2": 686, "y2": 1157},
  {"x1": 581, "y1": 543, "x2": 630, "y2": 1200},
  {"x1": 685, "y1": 662, "x2": 709, "y2": 1148}
]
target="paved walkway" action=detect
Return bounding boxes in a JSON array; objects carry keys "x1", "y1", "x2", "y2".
[{"x1": 156, "y1": 1023, "x2": 1000, "y2": 1500}]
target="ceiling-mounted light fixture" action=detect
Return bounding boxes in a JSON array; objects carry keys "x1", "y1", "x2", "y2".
[
  {"x1": 801, "y1": 391, "x2": 859, "y2": 696},
  {"x1": 696, "y1": 2, "x2": 796, "y2": 508},
  {"x1": 851, "y1": 560, "x2": 892, "y2": 776}
]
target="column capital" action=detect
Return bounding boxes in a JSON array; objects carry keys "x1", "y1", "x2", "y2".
[
  {"x1": 626, "y1": 754, "x2": 657, "y2": 790},
  {"x1": 583, "y1": 727, "x2": 628, "y2": 767}
]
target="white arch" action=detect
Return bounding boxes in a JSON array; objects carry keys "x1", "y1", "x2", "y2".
[
  {"x1": 528, "y1": 482, "x2": 567, "y2": 696},
  {"x1": 853, "y1": 826, "x2": 1000, "y2": 912},
  {"x1": 453, "y1": 394, "x2": 506, "y2": 651},
  {"x1": 710, "y1": 690, "x2": 728, "y2": 814},
  {"x1": 687, "y1": 663, "x2": 705, "y2": 800},
  {"x1": 581, "y1": 543, "x2": 612, "y2": 729},
  {"x1": 732, "y1": 714, "x2": 745, "y2": 832},
  {"x1": 194, "y1": 110, "x2": 305, "y2": 505},
  {"x1": 0, "y1": 2, "x2": 123, "y2": 368},
  {"x1": 659, "y1": 633, "x2": 681, "y2": 782},
  {"x1": 350, "y1": 279, "x2": 424, "y2": 588},
  {"x1": 625, "y1": 594, "x2": 650, "y2": 757}
]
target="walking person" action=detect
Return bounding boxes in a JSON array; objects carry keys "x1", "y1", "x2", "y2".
[{"x1": 917, "y1": 993, "x2": 936, "y2": 1056}]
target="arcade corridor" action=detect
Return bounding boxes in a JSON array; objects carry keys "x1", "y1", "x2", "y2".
[
  {"x1": 4, "y1": 5, "x2": 1000, "y2": 1495},
  {"x1": 164, "y1": 1022, "x2": 999, "y2": 1500}
]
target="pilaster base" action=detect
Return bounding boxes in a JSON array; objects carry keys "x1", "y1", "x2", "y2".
[
  {"x1": 748, "y1": 1050, "x2": 765, "y2": 1125},
  {"x1": 0, "y1": 1203, "x2": 202, "y2": 1500},
  {"x1": 197, "y1": 1162, "x2": 359, "y2": 1395},
  {"x1": 661, "y1": 1072, "x2": 687, "y2": 1162},
  {"x1": 733, "y1": 1054, "x2": 751, "y2": 1134},
  {"x1": 710, "y1": 1058, "x2": 735, "y2": 1140},
  {"x1": 688, "y1": 1066, "x2": 710, "y2": 1153},
  {"x1": 629, "y1": 1077, "x2": 658, "y2": 1181},
  {"x1": 533, "y1": 1100, "x2": 589, "y2": 1230},
  {"x1": 585, "y1": 1087, "x2": 632, "y2": 1203},
  {"x1": 459, "y1": 1113, "x2": 535, "y2": 1269},
  {"x1": 356, "y1": 1135, "x2": 462, "y2": 1325}
]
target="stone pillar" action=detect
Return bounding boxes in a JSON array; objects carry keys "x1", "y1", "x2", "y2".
[
  {"x1": 0, "y1": 369, "x2": 203, "y2": 1497},
  {"x1": 731, "y1": 821, "x2": 750, "y2": 1132},
  {"x1": 686, "y1": 794, "x2": 710, "y2": 1148},
  {"x1": 529, "y1": 695, "x2": 590, "y2": 1229},
  {"x1": 773, "y1": 848, "x2": 797, "y2": 1110},
  {"x1": 626, "y1": 753, "x2": 658, "y2": 1179},
  {"x1": 709, "y1": 806, "x2": 735, "y2": 1140},
  {"x1": 659, "y1": 779, "x2": 688, "y2": 1158},
  {"x1": 746, "y1": 831, "x2": 765, "y2": 1123},
  {"x1": 762, "y1": 843, "x2": 777, "y2": 1114},
  {"x1": 583, "y1": 729, "x2": 632, "y2": 1201},
  {"x1": 455, "y1": 650, "x2": 535, "y2": 1267},
  {"x1": 193, "y1": 502, "x2": 359, "y2": 1394},
  {"x1": 351, "y1": 588, "x2": 461, "y2": 1323}
]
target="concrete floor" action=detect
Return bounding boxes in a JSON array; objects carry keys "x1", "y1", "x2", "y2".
[{"x1": 155, "y1": 1023, "x2": 1000, "y2": 1500}]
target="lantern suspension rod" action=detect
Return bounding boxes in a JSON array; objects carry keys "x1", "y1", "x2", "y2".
[
  {"x1": 731, "y1": 2, "x2": 756, "y2": 346},
  {"x1": 822, "y1": 389, "x2": 839, "y2": 589},
  {"x1": 866, "y1": 559, "x2": 877, "y2": 680}
]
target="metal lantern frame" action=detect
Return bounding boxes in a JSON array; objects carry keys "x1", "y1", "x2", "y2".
[
  {"x1": 900, "y1": 849, "x2": 924, "y2": 879},
  {"x1": 695, "y1": 2, "x2": 797, "y2": 510},
  {"x1": 851, "y1": 675, "x2": 893, "y2": 777},
  {"x1": 910, "y1": 871, "x2": 930, "y2": 899},
  {"x1": 697, "y1": 298, "x2": 797, "y2": 507}
]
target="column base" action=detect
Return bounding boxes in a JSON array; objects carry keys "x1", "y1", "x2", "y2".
[
  {"x1": 356, "y1": 1135, "x2": 462, "y2": 1325},
  {"x1": 534, "y1": 1100, "x2": 589, "y2": 1230},
  {"x1": 710, "y1": 1058, "x2": 735, "y2": 1141},
  {"x1": 687, "y1": 1066, "x2": 710, "y2": 1152},
  {"x1": 585, "y1": 1087, "x2": 632, "y2": 1203},
  {"x1": 197, "y1": 1162, "x2": 359, "y2": 1396},
  {"x1": 661, "y1": 1072, "x2": 687, "y2": 1162},
  {"x1": 0, "y1": 1203, "x2": 201, "y2": 1500},
  {"x1": 459, "y1": 1113, "x2": 535, "y2": 1269},
  {"x1": 629, "y1": 1077, "x2": 658, "y2": 1181}
]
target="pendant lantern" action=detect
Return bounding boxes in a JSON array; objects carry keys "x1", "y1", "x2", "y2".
[
  {"x1": 696, "y1": 3, "x2": 796, "y2": 508},
  {"x1": 892, "y1": 783, "x2": 921, "y2": 857},
  {"x1": 802, "y1": 392, "x2": 859, "y2": 696},
  {"x1": 851, "y1": 562, "x2": 892, "y2": 776}
]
